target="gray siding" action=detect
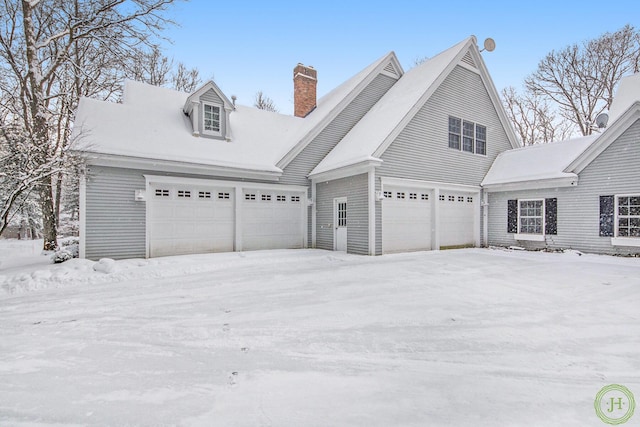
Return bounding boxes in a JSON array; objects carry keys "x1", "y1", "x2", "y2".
[
  {"x1": 199, "y1": 88, "x2": 226, "y2": 139},
  {"x1": 281, "y1": 73, "x2": 397, "y2": 187},
  {"x1": 316, "y1": 174, "x2": 369, "y2": 255},
  {"x1": 84, "y1": 166, "x2": 289, "y2": 260},
  {"x1": 378, "y1": 65, "x2": 513, "y2": 186},
  {"x1": 85, "y1": 166, "x2": 146, "y2": 260},
  {"x1": 487, "y1": 119, "x2": 640, "y2": 255}
]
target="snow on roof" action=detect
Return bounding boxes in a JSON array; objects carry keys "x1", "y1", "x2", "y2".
[
  {"x1": 608, "y1": 72, "x2": 640, "y2": 123},
  {"x1": 481, "y1": 135, "x2": 599, "y2": 187},
  {"x1": 278, "y1": 52, "x2": 399, "y2": 166},
  {"x1": 74, "y1": 81, "x2": 302, "y2": 172},
  {"x1": 309, "y1": 37, "x2": 473, "y2": 177}
]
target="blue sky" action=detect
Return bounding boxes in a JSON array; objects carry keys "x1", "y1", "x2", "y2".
[{"x1": 160, "y1": 0, "x2": 640, "y2": 114}]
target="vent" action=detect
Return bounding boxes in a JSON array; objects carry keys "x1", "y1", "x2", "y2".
[
  {"x1": 461, "y1": 51, "x2": 476, "y2": 68},
  {"x1": 383, "y1": 62, "x2": 398, "y2": 77}
]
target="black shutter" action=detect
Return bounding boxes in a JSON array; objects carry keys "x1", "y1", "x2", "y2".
[
  {"x1": 507, "y1": 199, "x2": 518, "y2": 233},
  {"x1": 599, "y1": 195, "x2": 615, "y2": 237},
  {"x1": 545, "y1": 198, "x2": 557, "y2": 235}
]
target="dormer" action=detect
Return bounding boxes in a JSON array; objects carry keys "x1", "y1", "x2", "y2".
[{"x1": 183, "y1": 80, "x2": 235, "y2": 141}]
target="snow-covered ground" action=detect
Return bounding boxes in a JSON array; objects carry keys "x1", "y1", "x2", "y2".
[{"x1": 0, "y1": 240, "x2": 639, "y2": 426}]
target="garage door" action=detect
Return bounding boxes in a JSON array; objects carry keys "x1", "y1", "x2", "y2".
[
  {"x1": 149, "y1": 184, "x2": 234, "y2": 257},
  {"x1": 242, "y1": 189, "x2": 305, "y2": 251},
  {"x1": 439, "y1": 192, "x2": 475, "y2": 247},
  {"x1": 382, "y1": 187, "x2": 432, "y2": 253}
]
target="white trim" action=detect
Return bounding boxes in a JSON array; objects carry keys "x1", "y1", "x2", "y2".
[
  {"x1": 143, "y1": 174, "x2": 308, "y2": 193},
  {"x1": 482, "y1": 175, "x2": 579, "y2": 192},
  {"x1": 234, "y1": 186, "x2": 242, "y2": 251},
  {"x1": 202, "y1": 102, "x2": 223, "y2": 137},
  {"x1": 190, "y1": 101, "x2": 200, "y2": 136},
  {"x1": 368, "y1": 168, "x2": 376, "y2": 255},
  {"x1": 79, "y1": 173, "x2": 86, "y2": 259},
  {"x1": 457, "y1": 61, "x2": 481, "y2": 75},
  {"x1": 308, "y1": 159, "x2": 383, "y2": 182},
  {"x1": 517, "y1": 198, "x2": 545, "y2": 237},
  {"x1": 380, "y1": 177, "x2": 480, "y2": 193},
  {"x1": 144, "y1": 178, "x2": 151, "y2": 258},
  {"x1": 432, "y1": 187, "x2": 440, "y2": 250},
  {"x1": 611, "y1": 237, "x2": 640, "y2": 247},
  {"x1": 515, "y1": 233, "x2": 545, "y2": 242},
  {"x1": 183, "y1": 80, "x2": 234, "y2": 113},
  {"x1": 334, "y1": 196, "x2": 348, "y2": 251},
  {"x1": 482, "y1": 190, "x2": 488, "y2": 247},
  {"x1": 311, "y1": 182, "x2": 317, "y2": 248},
  {"x1": 613, "y1": 193, "x2": 640, "y2": 241},
  {"x1": 85, "y1": 153, "x2": 282, "y2": 181}
]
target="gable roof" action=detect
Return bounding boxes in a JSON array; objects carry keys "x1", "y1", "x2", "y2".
[
  {"x1": 483, "y1": 73, "x2": 640, "y2": 191},
  {"x1": 182, "y1": 80, "x2": 235, "y2": 113},
  {"x1": 276, "y1": 51, "x2": 404, "y2": 169},
  {"x1": 309, "y1": 36, "x2": 520, "y2": 178},
  {"x1": 481, "y1": 135, "x2": 599, "y2": 190},
  {"x1": 74, "y1": 80, "x2": 301, "y2": 177}
]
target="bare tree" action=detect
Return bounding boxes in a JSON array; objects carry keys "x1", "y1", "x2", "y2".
[
  {"x1": 128, "y1": 46, "x2": 201, "y2": 92},
  {"x1": 525, "y1": 25, "x2": 640, "y2": 136},
  {"x1": 254, "y1": 91, "x2": 278, "y2": 112},
  {"x1": 502, "y1": 86, "x2": 573, "y2": 145},
  {"x1": 0, "y1": 0, "x2": 183, "y2": 250}
]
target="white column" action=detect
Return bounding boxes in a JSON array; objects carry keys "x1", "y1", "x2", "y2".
[{"x1": 368, "y1": 169, "x2": 376, "y2": 255}]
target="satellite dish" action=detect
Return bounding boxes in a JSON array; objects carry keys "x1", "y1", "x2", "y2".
[
  {"x1": 595, "y1": 113, "x2": 609, "y2": 129},
  {"x1": 483, "y1": 38, "x2": 496, "y2": 52}
]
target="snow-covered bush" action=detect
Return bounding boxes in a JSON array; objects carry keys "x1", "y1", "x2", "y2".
[{"x1": 93, "y1": 258, "x2": 117, "y2": 274}]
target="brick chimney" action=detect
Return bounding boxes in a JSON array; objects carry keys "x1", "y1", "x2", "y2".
[{"x1": 293, "y1": 63, "x2": 317, "y2": 118}]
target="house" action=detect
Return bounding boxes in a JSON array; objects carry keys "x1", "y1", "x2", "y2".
[
  {"x1": 73, "y1": 36, "x2": 520, "y2": 260},
  {"x1": 482, "y1": 73, "x2": 640, "y2": 255}
]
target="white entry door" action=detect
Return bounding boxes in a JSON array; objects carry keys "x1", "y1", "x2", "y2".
[{"x1": 334, "y1": 197, "x2": 347, "y2": 251}]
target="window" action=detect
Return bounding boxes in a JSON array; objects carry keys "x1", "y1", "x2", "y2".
[
  {"x1": 337, "y1": 202, "x2": 347, "y2": 227},
  {"x1": 397, "y1": 192, "x2": 405, "y2": 199},
  {"x1": 203, "y1": 103, "x2": 221, "y2": 134},
  {"x1": 448, "y1": 116, "x2": 486, "y2": 155},
  {"x1": 448, "y1": 116, "x2": 461, "y2": 149},
  {"x1": 245, "y1": 193, "x2": 256, "y2": 201},
  {"x1": 409, "y1": 193, "x2": 417, "y2": 200},
  {"x1": 439, "y1": 195, "x2": 445, "y2": 201},
  {"x1": 476, "y1": 125, "x2": 486, "y2": 155},
  {"x1": 383, "y1": 191, "x2": 392, "y2": 198},
  {"x1": 519, "y1": 200, "x2": 544, "y2": 234},
  {"x1": 617, "y1": 195, "x2": 640, "y2": 237},
  {"x1": 276, "y1": 195, "x2": 286, "y2": 202},
  {"x1": 467, "y1": 197, "x2": 473, "y2": 203},
  {"x1": 421, "y1": 194, "x2": 429, "y2": 201},
  {"x1": 199, "y1": 191, "x2": 211, "y2": 199},
  {"x1": 177, "y1": 190, "x2": 191, "y2": 198},
  {"x1": 155, "y1": 189, "x2": 170, "y2": 197},
  {"x1": 218, "y1": 192, "x2": 230, "y2": 200},
  {"x1": 462, "y1": 121, "x2": 474, "y2": 152},
  {"x1": 261, "y1": 194, "x2": 271, "y2": 201},
  {"x1": 448, "y1": 195, "x2": 455, "y2": 202},
  {"x1": 291, "y1": 196, "x2": 301, "y2": 202},
  {"x1": 458, "y1": 196, "x2": 464, "y2": 202}
]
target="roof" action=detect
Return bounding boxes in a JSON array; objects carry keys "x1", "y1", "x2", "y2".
[
  {"x1": 481, "y1": 135, "x2": 599, "y2": 188},
  {"x1": 74, "y1": 81, "x2": 302, "y2": 173},
  {"x1": 276, "y1": 51, "x2": 402, "y2": 169},
  {"x1": 608, "y1": 73, "x2": 640, "y2": 123},
  {"x1": 309, "y1": 36, "x2": 519, "y2": 178}
]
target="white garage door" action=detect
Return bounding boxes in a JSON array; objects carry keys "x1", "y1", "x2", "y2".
[
  {"x1": 149, "y1": 184, "x2": 234, "y2": 257},
  {"x1": 382, "y1": 187, "x2": 432, "y2": 254},
  {"x1": 439, "y1": 192, "x2": 476, "y2": 247},
  {"x1": 242, "y1": 190, "x2": 305, "y2": 251}
]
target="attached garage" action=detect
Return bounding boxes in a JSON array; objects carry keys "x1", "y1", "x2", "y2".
[
  {"x1": 380, "y1": 180, "x2": 480, "y2": 253},
  {"x1": 146, "y1": 176, "x2": 307, "y2": 258},
  {"x1": 148, "y1": 183, "x2": 235, "y2": 257},
  {"x1": 241, "y1": 190, "x2": 305, "y2": 251},
  {"x1": 382, "y1": 186, "x2": 433, "y2": 253}
]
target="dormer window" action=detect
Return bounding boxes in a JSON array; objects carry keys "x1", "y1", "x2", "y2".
[{"x1": 203, "y1": 103, "x2": 221, "y2": 135}]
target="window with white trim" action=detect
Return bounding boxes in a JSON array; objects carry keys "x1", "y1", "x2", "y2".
[
  {"x1": 383, "y1": 191, "x2": 392, "y2": 199},
  {"x1": 421, "y1": 193, "x2": 429, "y2": 200},
  {"x1": 276, "y1": 195, "x2": 286, "y2": 202},
  {"x1": 519, "y1": 199, "x2": 544, "y2": 234},
  {"x1": 291, "y1": 196, "x2": 300, "y2": 202},
  {"x1": 261, "y1": 194, "x2": 271, "y2": 201},
  {"x1": 199, "y1": 191, "x2": 211, "y2": 199},
  {"x1": 177, "y1": 190, "x2": 191, "y2": 198},
  {"x1": 155, "y1": 189, "x2": 170, "y2": 197},
  {"x1": 203, "y1": 103, "x2": 221, "y2": 134},
  {"x1": 218, "y1": 192, "x2": 230, "y2": 200},
  {"x1": 245, "y1": 193, "x2": 256, "y2": 201},
  {"x1": 396, "y1": 192, "x2": 405, "y2": 199},
  {"x1": 448, "y1": 116, "x2": 486, "y2": 155},
  {"x1": 409, "y1": 193, "x2": 417, "y2": 200},
  {"x1": 617, "y1": 195, "x2": 640, "y2": 237}
]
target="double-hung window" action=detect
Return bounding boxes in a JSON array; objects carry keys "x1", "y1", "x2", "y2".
[
  {"x1": 604, "y1": 194, "x2": 640, "y2": 247},
  {"x1": 448, "y1": 116, "x2": 486, "y2": 155},
  {"x1": 519, "y1": 200, "x2": 544, "y2": 235},
  {"x1": 508, "y1": 198, "x2": 557, "y2": 241},
  {"x1": 203, "y1": 103, "x2": 221, "y2": 135}
]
